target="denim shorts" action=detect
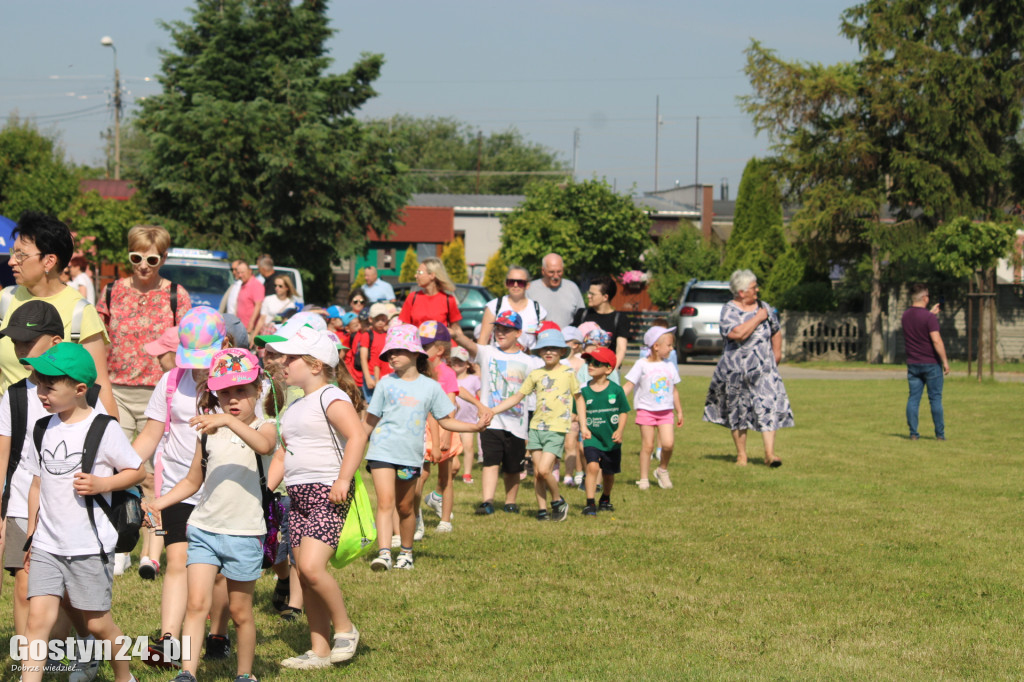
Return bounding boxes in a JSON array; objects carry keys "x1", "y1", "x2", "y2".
[{"x1": 186, "y1": 525, "x2": 264, "y2": 582}]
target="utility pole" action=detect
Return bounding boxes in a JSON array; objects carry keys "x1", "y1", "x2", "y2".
[
  {"x1": 571, "y1": 128, "x2": 580, "y2": 181},
  {"x1": 101, "y1": 36, "x2": 122, "y2": 180},
  {"x1": 654, "y1": 96, "x2": 661, "y2": 192},
  {"x1": 694, "y1": 116, "x2": 700, "y2": 208}
]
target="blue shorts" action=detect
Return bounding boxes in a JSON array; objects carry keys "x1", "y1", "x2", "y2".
[{"x1": 186, "y1": 525, "x2": 264, "y2": 582}]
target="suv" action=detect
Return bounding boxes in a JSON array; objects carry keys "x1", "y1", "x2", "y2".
[
  {"x1": 159, "y1": 248, "x2": 304, "y2": 310},
  {"x1": 669, "y1": 279, "x2": 732, "y2": 362}
]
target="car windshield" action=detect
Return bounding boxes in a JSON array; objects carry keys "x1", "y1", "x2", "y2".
[
  {"x1": 456, "y1": 287, "x2": 487, "y2": 307},
  {"x1": 688, "y1": 288, "x2": 732, "y2": 304},
  {"x1": 159, "y1": 263, "x2": 233, "y2": 294}
]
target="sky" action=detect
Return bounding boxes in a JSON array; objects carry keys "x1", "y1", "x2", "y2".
[{"x1": 2, "y1": 0, "x2": 862, "y2": 201}]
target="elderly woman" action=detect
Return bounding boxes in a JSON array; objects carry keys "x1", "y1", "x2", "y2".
[
  {"x1": 702, "y1": 269, "x2": 793, "y2": 467},
  {"x1": 477, "y1": 265, "x2": 547, "y2": 349},
  {"x1": 398, "y1": 257, "x2": 462, "y2": 328}
]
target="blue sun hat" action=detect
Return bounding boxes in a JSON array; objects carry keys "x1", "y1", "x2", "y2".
[{"x1": 532, "y1": 328, "x2": 569, "y2": 358}]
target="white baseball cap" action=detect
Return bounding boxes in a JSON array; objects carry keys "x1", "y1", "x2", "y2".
[
  {"x1": 266, "y1": 326, "x2": 340, "y2": 367},
  {"x1": 643, "y1": 326, "x2": 677, "y2": 348}
]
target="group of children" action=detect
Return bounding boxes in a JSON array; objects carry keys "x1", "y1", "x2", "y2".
[{"x1": 0, "y1": 293, "x2": 685, "y2": 681}]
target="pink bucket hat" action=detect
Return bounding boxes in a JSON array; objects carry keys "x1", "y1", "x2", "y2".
[
  {"x1": 208, "y1": 348, "x2": 261, "y2": 391},
  {"x1": 144, "y1": 327, "x2": 179, "y2": 357},
  {"x1": 176, "y1": 307, "x2": 226, "y2": 369},
  {"x1": 378, "y1": 323, "x2": 426, "y2": 361}
]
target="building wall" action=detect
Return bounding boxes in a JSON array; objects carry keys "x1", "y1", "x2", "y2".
[{"x1": 457, "y1": 215, "x2": 502, "y2": 266}]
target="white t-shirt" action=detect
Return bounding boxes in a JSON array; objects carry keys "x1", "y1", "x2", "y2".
[
  {"x1": 484, "y1": 297, "x2": 547, "y2": 350},
  {"x1": 188, "y1": 419, "x2": 270, "y2": 536},
  {"x1": 624, "y1": 359, "x2": 681, "y2": 412},
  {"x1": 475, "y1": 345, "x2": 542, "y2": 440},
  {"x1": 22, "y1": 410, "x2": 141, "y2": 556},
  {"x1": 225, "y1": 280, "x2": 241, "y2": 316},
  {"x1": 0, "y1": 379, "x2": 107, "y2": 519},
  {"x1": 70, "y1": 273, "x2": 96, "y2": 305},
  {"x1": 144, "y1": 369, "x2": 203, "y2": 505},
  {"x1": 260, "y1": 295, "x2": 296, "y2": 318},
  {"x1": 281, "y1": 385, "x2": 352, "y2": 487}
]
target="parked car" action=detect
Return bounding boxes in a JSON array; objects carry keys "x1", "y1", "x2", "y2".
[
  {"x1": 668, "y1": 279, "x2": 733, "y2": 362},
  {"x1": 160, "y1": 248, "x2": 304, "y2": 310},
  {"x1": 391, "y1": 282, "x2": 490, "y2": 334}
]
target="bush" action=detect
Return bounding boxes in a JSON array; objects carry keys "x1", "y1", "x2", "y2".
[
  {"x1": 398, "y1": 246, "x2": 419, "y2": 283},
  {"x1": 775, "y1": 281, "x2": 837, "y2": 312},
  {"x1": 646, "y1": 223, "x2": 722, "y2": 309},
  {"x1": 442, "y1": 238, "x2": 469, "y2": 284},
  {"x1": 482, "y1": 251, "x2": 507, "y2": 297}
]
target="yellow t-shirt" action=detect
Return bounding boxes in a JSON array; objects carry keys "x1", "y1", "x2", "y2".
[
  {"x1": 0, "y1": 286, "x2": 110, "y2": 393},
  {"x1": 519, "y1": 364, "x2": 580, "y2": 433}
]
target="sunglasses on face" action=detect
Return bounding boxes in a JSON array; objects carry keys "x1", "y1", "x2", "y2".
[
  {"x1": 351, "y1": 299, "x2": 365, "y2": 305},
  {"x1": 129, "y1": 252, "x2": 162, "y2": 267},
  {"x1": 585, "y1": 359, "x2": 611, "y2": 368},
  {"x1": 505, "y1": 278, "x2": 527, "y2": 288}
]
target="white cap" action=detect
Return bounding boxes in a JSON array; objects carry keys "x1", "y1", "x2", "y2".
[
  {"x1": 643, "y1": 326, "x2": 676, "y2": 348},
  {"x1": 266, "y1": 327, "x2": 340, "y2": 367}
]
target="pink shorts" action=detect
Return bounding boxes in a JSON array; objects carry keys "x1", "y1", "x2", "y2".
[{"x1": 635, "y1": 409, "x2": 673, "y2": 426}]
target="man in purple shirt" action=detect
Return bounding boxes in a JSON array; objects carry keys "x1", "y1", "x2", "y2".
[{"x1": 901, "y1": 283, "x2": 950, "y2": 440}]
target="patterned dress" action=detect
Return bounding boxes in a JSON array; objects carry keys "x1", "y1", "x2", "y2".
[{"x1": 702, "y1": 301, "x2": 794, "y2": 432}]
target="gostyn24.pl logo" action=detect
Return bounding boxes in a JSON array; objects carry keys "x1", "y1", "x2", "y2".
[{"x1": 10, "y1": 635, "x2": 192, "y2": 664}]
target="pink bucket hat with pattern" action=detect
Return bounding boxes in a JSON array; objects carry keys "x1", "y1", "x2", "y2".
[
  {"x1": 378, "y1": 323, "x2": 426, "y2": 361},
  {"x1": 176, "y1": 307, "x2": 226, "y2": 369},
  {"x1": 208, "y1": 348, "x2": 261, "y2": 391}
]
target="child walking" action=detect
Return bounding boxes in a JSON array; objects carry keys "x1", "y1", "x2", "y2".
[
  {"x1": 364, "y1": 325, "x2": 488, "y2": 571},
  {"x1": 20, "y1": 343, "x2": 144, "y2": 682},
  {"x1": 490, "y1": 329, "x2": 591, "y2": 521},
  {"x1": 450, "y1": 346, "x2": 480, "y2": 484},
  {"x1": 622, "y1": 325, "x2": 684, "y2": 490},
  {"x1": 577, "y1": 347, "x2": 631, "y2": 515},
  {"x1": 146, "y1": 348, "x2": 279, "y2": 682},
  {"x1": 265, "y1": 327, "x2": 367, "y2": 669}
]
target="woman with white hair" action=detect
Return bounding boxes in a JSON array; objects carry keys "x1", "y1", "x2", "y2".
[{"x1": 702, "y1": 269, "x2": 793, "y2": 467}]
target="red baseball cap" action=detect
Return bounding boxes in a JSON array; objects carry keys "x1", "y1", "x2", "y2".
[
  {"x1": 538, "y1": 320, "x2": 562, "y2": 333},
  {"x1": 582, "y1": 346, "x2": 617, "y2": 368}
]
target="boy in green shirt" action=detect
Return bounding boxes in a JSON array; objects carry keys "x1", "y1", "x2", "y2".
[{"x1": 576, "y1": 347, "x2": 631, "y2": 515}]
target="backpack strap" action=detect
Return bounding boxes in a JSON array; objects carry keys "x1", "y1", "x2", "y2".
[
  {"x1": 104, "y1": 281, "x2": 114, "y2": 321},
  {"x1": 69, "y1": 297, "x2": 89, "y2": 343},
  {"x1": 2, "y1": 379, "x2": 29, "y2": 518},
  {"x1": 168, "y1": 281, "x2": 179, "y2": 325},
  {"x1": 447, "y1": 292, "x2": 457, "y2": 324},
  {"x1": 32, "y1": 415, "x2": 49, "y2": 463},
  {"x1": 86, "y1": 383, "x2": 101, "y2": 408},
  {"x1": 79, "y1": 414, "x2": 118, "y2": 563},
  {"x1": 0, "y1": 285, "x2": 17, "y2": 324}
]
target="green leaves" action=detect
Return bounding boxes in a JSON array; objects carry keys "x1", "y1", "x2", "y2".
[
  {"x1": 930, "y1": 217, "x2": 1016, "y2": 279},
  {"x1": 645, "y1": 223, "x2": 722, "y2": 310},
  {"x1": 0, "y1": 115, "x2": 78, "y2": 220}
]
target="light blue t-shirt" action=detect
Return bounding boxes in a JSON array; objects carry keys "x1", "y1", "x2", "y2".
[
  {"x1": 366, "y1": 374, "x2": 455, "y2": 467},
  {"x1": 361, "y1": 279, "x2": 396, "y2": 302}
]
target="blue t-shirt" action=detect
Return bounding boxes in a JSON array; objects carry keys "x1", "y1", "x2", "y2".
[
  {"x1": 366, "y1": 373, "x2": 455, "y2": 467},
  {"x1": 361, "y1": 279, "x2": 396, "y2": 302}
]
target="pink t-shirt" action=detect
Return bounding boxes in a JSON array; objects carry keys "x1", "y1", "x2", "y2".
[
  {"x1": 436, "y1": 361, "x2": 458, "y2": 396},
  {"x1": 236, "y1": 277, "x2": 265, "y2": 328}
]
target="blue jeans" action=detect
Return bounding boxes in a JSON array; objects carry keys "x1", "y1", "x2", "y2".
[{"x1": 906, "y1": 363, "x2": 944, "y2": 438}]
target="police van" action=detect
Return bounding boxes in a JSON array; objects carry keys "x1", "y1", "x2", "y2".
[{"x1": 160, "y1": 248, "x2": 304, "y2": 310}]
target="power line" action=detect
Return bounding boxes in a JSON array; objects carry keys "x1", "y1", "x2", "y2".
[{"x1": 30, "y1": 104, "x2": 108, "y2": 121}]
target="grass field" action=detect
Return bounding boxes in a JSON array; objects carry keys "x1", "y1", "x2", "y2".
[
  {"x1": 787, "y1": 359, "x2": 1024, "y2": 374},
  {"x1": 3, "y1": 376, "x2": 1023, "y2": 681}
]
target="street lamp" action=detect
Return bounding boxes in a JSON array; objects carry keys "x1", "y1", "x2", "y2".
[{"x1": 101, "y1": 36, "x2": 121, "y2": 180}]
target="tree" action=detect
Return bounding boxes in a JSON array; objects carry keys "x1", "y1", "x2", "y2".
[
  {"x1": 722, "y1": 158, "x2": 788, "y2": 283},
  {"x1": 398, "y1": 246, "x2": 419, "y2": 283},
  {"x1": 366, "y1": 115, "x2": 569, "y2": 194},
  {"x1": 441, "y1": 238, "x2": 468, "y2": 284},
  {"x1": 646, "y1": 223, "x2": 722, "y2": 309},
  {"x1": 481, "y1": 250, "x2": 507, "y2": 297},
  {"x1": 499, "y1": 179, "x2": 652, "y2": 281},
  {"x1": 134, "y1": 0, "x2": 410, "y2": 301},
  {"x1": 58, "y1": 191, "x2": 146, "y2": 268},
  {"x1": 0, "y1": 115, "x2": 79, "y2": 219}
]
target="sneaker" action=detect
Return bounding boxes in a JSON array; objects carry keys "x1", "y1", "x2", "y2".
[
  {"x1": 138, "y1": 556, "x2": 159, "y2": 580},
  {"x1": 330, "y1": 627, "x2": 359, "y2": 663},
  {"x1": 145, "y1": 633, "x2": 181, "y2": 669},
  {"x1": 502, "y1": 503, "x2": 520, "y2": 513},
  {"x1": 69, "y1": 657, "x2": 99, "y2": 682},
  {"x1": 551, "y1": 498, "x2": 569, "y2": 522},
  {"x1": 475, "y1": 501, "x2": 494, "y2": 515},
  {"x1": 170, "y1": 672, "x2": 197, "y2": 682},
  {"x1": 204, "y1": 633, "x2": 231, "y2": 660},
  {"x1": 536, "y1": 509, "x2": 550, "y2": 522},
  {"x1": 636, "y1": 479, "x2": 650, "y2": 490},
  {"x1": 573, "y1": 471, "x2": 584, "y2": 488},
  {"x1": 436, "y1": 521, "x2": 453, "y2": 533},
  {"x1": 280, "y1": 650, "x2": 332, "y2": 670},
  {"x1": 424, "y1": 491, "x2": 443, "y2": 518},
  {"x1": 413, "y1": 514, "x2": 425, "y2": 541},
  {"x1": 599, "y1": 499, "x2": 615, "y2": 512},
  {"x1": 462, "y1": 474, "x2": 473, "y2": 484},
  {"x1": 113, "y1": 552, "x2": 131, "y2": 576},
  {"x1": 562, "y1": 475, "x2": 573, "y2": 486},
  {"x1": 653, "y1": 446, "x2": 662, "y2": 461},
  {"x1": 271, "y1": 578, "x2": 290, "y2": 612},
  {"x1": 370, "y1": 552, "x2": 392, "y2": 572},
  {"x1": 391, "y1": 534, "x2": 401, "y2": 548},
  {"x1": 653, "y1": 467, "x2": 673, "y2": 489},
  {"x1": 581, "y1": 504, "x2": 597, "y2": 516},
  {"x1": 279, "y1": 607, "x2": 303, "y2": 622},
  {"x1": 234, "y1": 675, "x2": 259, "y2": 682},
  {"x1": 395, "y1": 553, "x2": 414, "y2": 570}
]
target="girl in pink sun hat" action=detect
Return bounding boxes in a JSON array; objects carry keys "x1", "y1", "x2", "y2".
[{"x1": 364, "y1": 324, "x2": 490, "y2": 572}]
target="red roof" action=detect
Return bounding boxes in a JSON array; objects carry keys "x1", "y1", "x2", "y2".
[
  {"x1": 369, "y1": 206, "x2": 454, "y2": 243},
  {"x1": 79, "y1": 179, "x2": 137, "y2": 201}
]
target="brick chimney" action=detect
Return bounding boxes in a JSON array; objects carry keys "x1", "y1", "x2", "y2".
[{"x1": 701, "y1": 184, "x2": 714, "y2": 242}]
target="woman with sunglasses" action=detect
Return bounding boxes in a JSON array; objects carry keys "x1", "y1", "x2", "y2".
[
  {"x1": 97, "y1": 225, "x2": 192, "y2": 576},
  {"x1": 477, "y1": 266, "x2": 547, "y2": 350},
  {"x1": 347, "y1": 288, "x2": 368, "y2": 317}
]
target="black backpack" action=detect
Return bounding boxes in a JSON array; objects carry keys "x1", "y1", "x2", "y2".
[
  {"x1": 32, "y1": 413, "x2": 143, "y2": 563},
  {"x1": 2, "y1": 379, "x2": 101, "y2": 518}
]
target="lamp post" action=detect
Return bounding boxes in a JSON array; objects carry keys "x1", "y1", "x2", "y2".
[{"x1": 100, "y1": 36, "x2": 121, "y2": 180}]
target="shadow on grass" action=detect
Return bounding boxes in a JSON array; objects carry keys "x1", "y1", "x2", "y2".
[{"x1": 701, "y1": 453, "x2": 738, "y2": 463}]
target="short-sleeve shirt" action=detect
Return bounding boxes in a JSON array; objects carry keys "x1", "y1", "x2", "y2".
[
  {"x1": 399, "y1": 290, "x2": 462, "y2": 327},
  {"x1": 572, "y1": 308, "x2": 632, "y2": 352},
  {"x1": 189, "y1": 419, "x2": 271, "y2": 536},
  {"x1": 343, "y1": 330, "x2": 363, "y2": 386},
  {"x1": 366, "y1": 374, "x2": 455, "y2": 467},
  {"x1": 475, "y1": 344, "x2": 540, "y2": 439},
  {"x1": 280, "y1": 385, "x2": 353, "y2": 487},
  {"x1": 144, "y1": 369, "x2": 203, "y2": 504},
  {"x1": 527, "y1": 278, "x2": 585, "y2": 329},
  {"x1": 902, "y1": 307, "x2": 941, "y2": 365},
  {"x1": 578, "y1": 382, "x2": 632, "y2": 451},
  {"x1": 624, "y1": 359, "x2": 681, "y2": 412},
  {"x1": 435, "y1": 361, "x2": 459, "y2": 396},
  {"x1": 23, "y1": 410, "x2": 141, "y2": 556},
  {"x1": 362, "y1": 279, "x2": 396, "y2": 303},
  {"x1": 484, "y1": 296, "x2": 548, "y2": 349},
  {"x1": 236, "y1": 277, "x2": 264, "y2": 326},
  {"x1": 0, "y1": 286, "x2": 110, "y2": 394},
  {"x1": 97, "y1": 278, "x2": 193, "y2": 387},
  {"x1": 357, "y1": 329, "x2": 393, "y2": 380},
  {"x1": 519, "y1": 364, "x2": 580, "y2": 433},
  {"x1": 455, "y1": 373, "x2": 481, "y2": 422}
]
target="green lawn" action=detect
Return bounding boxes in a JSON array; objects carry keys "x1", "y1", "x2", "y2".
[
  {"x1": 787, "y1": 358, "x2": 1024, "y2": 374},
  {"x1": 3, "y1": 377, "x2": 1023, "y2": 680}
]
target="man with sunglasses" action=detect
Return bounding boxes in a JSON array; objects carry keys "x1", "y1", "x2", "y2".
[{"x1": 527, "y1": 253, "x2": 584, "y2": 329}]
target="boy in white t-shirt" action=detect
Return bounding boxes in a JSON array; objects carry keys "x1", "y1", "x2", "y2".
[
  {"x1": 20, "y1": 343, "x2": 143, "y2": 682},
  {"x1": 622, "y1": 326, "x2": 683, "y2": 491}
]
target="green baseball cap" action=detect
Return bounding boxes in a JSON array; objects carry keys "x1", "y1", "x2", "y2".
[{"x1": 20, "y1": 342, "x2": 97, "y2": 387}]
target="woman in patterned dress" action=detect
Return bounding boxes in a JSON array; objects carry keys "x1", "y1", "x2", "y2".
[{"x1": 702, "y1": 269, "x2": 793, "y2": 467}]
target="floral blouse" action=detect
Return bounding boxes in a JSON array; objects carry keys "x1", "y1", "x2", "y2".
[{"x1": 97, "y1": 278, "x2": 192, "y2": 387}]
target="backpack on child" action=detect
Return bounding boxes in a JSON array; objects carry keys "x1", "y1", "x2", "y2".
[{"x1": 32, "y1": 413, "x2": 143, "y2": 562}]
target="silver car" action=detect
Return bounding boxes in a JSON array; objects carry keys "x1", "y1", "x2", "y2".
[{"x1": 670, "y1": 279, "x2": 733, "y2": 362}]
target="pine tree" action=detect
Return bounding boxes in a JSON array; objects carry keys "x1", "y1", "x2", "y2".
[
  {"x1": 398, "y1": 246, "x2": 419, "y2": 283},
  {"x1": 722, "y1": 157, "x2": 787, "y2": 288},
  {"x1": 482, "y1": 251, "x2": 508, "y2": 297},
  {"x1": 442, "y1": 238, "x2": 469, "y2": 284}
]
